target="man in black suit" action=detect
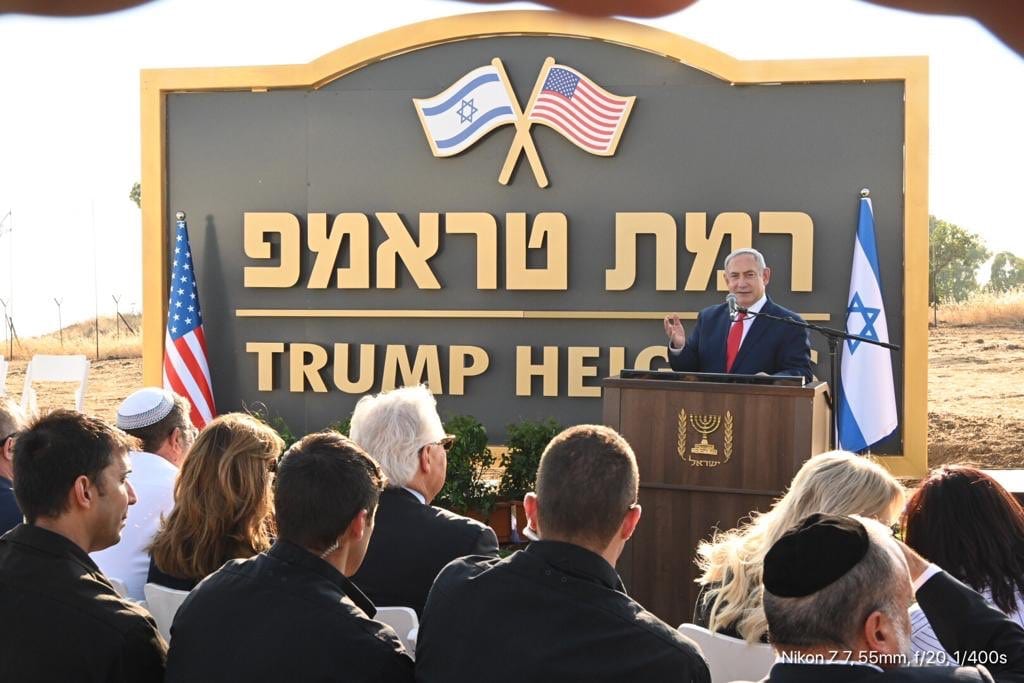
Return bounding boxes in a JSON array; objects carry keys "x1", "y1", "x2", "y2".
[
  {"x1": 349, "y1": 385, "x2": 498, "y2": 616},
  {"x1": 664, "y1": 248, "x2": 813, "y2": 381},
  {"x1": 415, "y1": 424, "x2": 710, "y2": 683},
  {"x1": 757, "y1": 513, "x2": 1024, "y2": 682}
]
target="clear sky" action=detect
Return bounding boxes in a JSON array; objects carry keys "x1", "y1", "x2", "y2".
[{"x1": 0, "y1": 0, "x2": 1021, "y2": 336}]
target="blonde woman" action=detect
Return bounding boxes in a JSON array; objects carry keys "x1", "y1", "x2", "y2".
[
  {"x1": 694, "y1": 450, "x2": 905, "y2": 643},
  {"x1": 148, "y1": 413, "x2": 284, "y2": 590}
]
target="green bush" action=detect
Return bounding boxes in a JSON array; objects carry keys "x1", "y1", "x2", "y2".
[
  {"x1": 498, "y1": 418, "x2": 561, "y2": 500},
  {"x1": 246, "y1": 402, "x2": 300, "y2": 449},
  {"x1": 246, "y1": 403, "x2": 350, "y2": 450},
  {"x1": 328, "y1": 417, "x2": 351, "y2": 436},
  {"x1": 435, "y1": 414, "x2": 496, "y2": 515}
]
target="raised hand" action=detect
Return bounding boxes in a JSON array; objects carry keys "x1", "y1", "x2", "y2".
[{"x1": 663, "y1": 314, "x2": 686, "y2": 349}]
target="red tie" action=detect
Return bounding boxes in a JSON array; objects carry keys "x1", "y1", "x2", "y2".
[{"x1": 725, "y1": 312, "x2": 746, "y2": 373}]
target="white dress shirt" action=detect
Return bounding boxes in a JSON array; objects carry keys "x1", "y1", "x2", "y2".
[
  {"x1": 910, "y1": 565, "x2": 1024, "y2": 665},
  {"x1": 91, "y1": 451, "x2": 178, "y2": 601}
]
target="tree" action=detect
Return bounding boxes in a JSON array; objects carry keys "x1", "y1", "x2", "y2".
[
  {"x1": 929, "y1": 215, "x2": 990, "y2": 303},
  {"x1": 129, "y1": 181, "x2": 141, "y2": 209},
  {"x1": 990, "y1": 251, "x2": 1024, "y2": 292}
]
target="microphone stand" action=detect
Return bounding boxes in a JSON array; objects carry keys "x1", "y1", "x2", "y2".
[{"x1": 737, "y1": 306, "x2": 900, "y2": 450}]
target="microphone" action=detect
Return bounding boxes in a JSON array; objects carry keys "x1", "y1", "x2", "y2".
[{"x1": 726, "y1": 293, "x2": 738, "y2": 319}]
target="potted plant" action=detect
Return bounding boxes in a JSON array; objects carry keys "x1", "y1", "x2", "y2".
[{"x1": 498, "y1": 418, "x2": 561, "y2": 540}]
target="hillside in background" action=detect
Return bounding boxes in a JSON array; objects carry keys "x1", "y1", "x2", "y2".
[{"x1": 2, "y1": 313, "x2": 142, "y2": 360}]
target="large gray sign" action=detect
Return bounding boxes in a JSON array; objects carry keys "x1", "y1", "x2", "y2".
[{"x1": 144, "y1": 13, "x2": 927, "y2": 464}]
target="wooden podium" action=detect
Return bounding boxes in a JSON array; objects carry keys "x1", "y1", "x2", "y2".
[{"x1": 602, "y1": 372, "x2": 830, "y2": 627}]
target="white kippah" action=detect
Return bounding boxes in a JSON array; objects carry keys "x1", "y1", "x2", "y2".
[{"x1": 117, "y1": 387, "x2": 176, "y2": 430}]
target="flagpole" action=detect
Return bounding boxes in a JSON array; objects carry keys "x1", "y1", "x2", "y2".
[{"x1": 497, "y1": 56, "x2": 552, "y2": 188}]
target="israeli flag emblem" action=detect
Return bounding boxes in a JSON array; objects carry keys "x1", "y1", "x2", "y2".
[{"x1": 413, "y1": 64, "x2": 517, "y2": 157}]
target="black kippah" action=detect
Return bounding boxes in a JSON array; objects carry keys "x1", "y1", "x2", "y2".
[{"x1": 763, "y1": 513, "x2": 869, "y2": 598}]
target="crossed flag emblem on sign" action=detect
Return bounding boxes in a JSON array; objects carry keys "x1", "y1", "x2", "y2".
[{"x1": 413, "y1": 57, "x2": 636, "y2": 188}]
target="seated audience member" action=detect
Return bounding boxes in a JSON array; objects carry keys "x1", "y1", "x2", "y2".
[
  {"x1": 0, "y1": 410, "x2": 165, "y2": 681},
  {"x1": 349, "y1": 385, "x2": 498, "y2": 615},
  {"x1": 695, "y1": 450, "x2": 905, "y2": 642},
  {"x1": 0, "y1": 397, "x2": 28, "y2": 535},
  {"x1": 904, "y1": 465, "x2": 1024, "y2": 660},
  {"x1": 166, "y1": 431, "x2": 413, "y2": 682},
  {"x1": 148, "y1": 412, "x2": 282, "y2": 590},
  {"x1": 415, "y1": 424, "x2": 710, "y2": 683},
  {"x1": 92, "y1": 388, "x2": 195, "y2": 600},
  {"x1": 760, "y1": 513, "x2": 1024, "y2": 681}
]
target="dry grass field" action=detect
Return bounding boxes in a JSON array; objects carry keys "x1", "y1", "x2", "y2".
[{"x1": 3, "y1": 300, "x2": 1024, "y2": 470}]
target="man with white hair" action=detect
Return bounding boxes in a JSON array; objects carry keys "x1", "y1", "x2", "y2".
[
  {"x1": 349, "y1": 385, "x2": 498, "y2": 615},
  {"x1": 91, "y1": 387, "x2": 195, "y2": 600},
  {"x1": 663, "y1": 247, "x2": 812, "y2": 381},
  {"x1": 757, "y1": 513, "x2": 1024, "y2": 682}
]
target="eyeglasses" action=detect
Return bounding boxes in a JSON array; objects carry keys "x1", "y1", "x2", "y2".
[{"x1": 424, "y1": 435, "x2": 456, "y2": 453}]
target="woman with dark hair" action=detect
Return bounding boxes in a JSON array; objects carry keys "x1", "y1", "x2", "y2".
[
  {"x1": 147, "y1": 412, "x2": 284, "y2": 590},
  {"x1": 904, "y1": 464, "x2": 1024, "y2": 658}
]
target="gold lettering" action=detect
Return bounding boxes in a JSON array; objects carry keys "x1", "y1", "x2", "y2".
[
  {"x1": 606, "y1": 213, "x2": 677, "y2": 291},
  {"x1": 448, "y1": 345, "x2": 490, "y2": 395},
  {"x1": 381, "y1": 344, "x2": 443, "y2": 392},
  {"x1": 759, "y1": 211, "x2": 814, "y2": 291},
  {"x1": 246, "y1": 342, "x2": 285, "y2": 391},
  {"x1": 446, "y1": 213, "x2": 498, "y2": 289},
  {"x1": 506, "y1": 212, "x2": 568, "y2": 290},
  {"x1": 567, "y1": 346, "x2": 601, "y2": 397},
  {"x1": 634, "y1": 345, "x2": 669, "y2": 370},
  {"x1": 609, "y1": 347, "x2": 626, "y2": 378},
  {"x1": 308, "y1": 213, "x2": 371, "y2": 289},
  {"x1": 243, "y1": 212, "x2": 301, "y2": 287},
  {"x1": 332, "y1": 343, "x2": 375, "y2": 393},
  {"x1": 515, "y1": 346, "x2": 558, "y2": 396},
  {"x1": 289, "y1": 343, "x2": 328, "y2": 393},
  {"x1": 376, "y1": 213, "x2": 441, "y2": 289},
  {"x1": 684, "y1": 212, "x2": 753, "y2": 291}
]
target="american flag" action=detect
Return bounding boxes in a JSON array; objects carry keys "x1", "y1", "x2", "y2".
[
  {"x1": 527, "y1": 64, "x2": 635, "y2": 156},
  {"x1": 163, "y1": 213, "x2": 216, "y2": 429}
]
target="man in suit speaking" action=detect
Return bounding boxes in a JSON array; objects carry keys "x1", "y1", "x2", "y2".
[{"x1": 663, "y1": 248, "x2": 812, "y2": 382}]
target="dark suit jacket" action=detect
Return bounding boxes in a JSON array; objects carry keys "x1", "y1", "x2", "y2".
[
  {"x1": 166, "y1": 540, "x2": 413, "y2": 683},
  {"x1": 0, "y1": 524, "x2": 166, "y2": 682},
  {"x1": 351, "y1": 486, "x2": 499, "y2": 616},
  {"x1": 760, "y1": 571, "x2": 1024, "y2": 682},
  {"x1": 668, "y1": 297, "x2": 813, "y2": 382},
  {"x1": 0, "y1": 476, "x2": 22, "y2": 536},
  {"x1": 415, "y1": 540, "x2": 711, "y2": 683}
]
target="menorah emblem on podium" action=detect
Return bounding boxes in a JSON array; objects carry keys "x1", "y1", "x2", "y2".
[
  {"x1": 689, "y1": 414, "x2": 721, "y2": 456},
  {"x1": 677, "y1": 408, "x2": 735, "y2": 467}
]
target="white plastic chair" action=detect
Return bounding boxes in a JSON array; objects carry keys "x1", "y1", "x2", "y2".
[
  {"x1": 678, "y1": 623, "x2": 775, "y2": 683},
  {"x1": 0, "y1": 355, "x2": 7, "y2": 395},
  {"x1": 143, "y1": 583, "x2": 190, "y2": 643},
  {"x1": 21, "y1": 354, "x2": 89, "y2": 413},
  {"x1": 375, "y1": 606, "x2": 419, "y2": 656}
]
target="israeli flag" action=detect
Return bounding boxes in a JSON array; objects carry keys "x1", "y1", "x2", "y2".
[
  {"x1": 413, "y1": 65, "x2": 517, "y2": 157},
  {"x1": 838, "y1": 196, "x2": 898, "y2": 452}
]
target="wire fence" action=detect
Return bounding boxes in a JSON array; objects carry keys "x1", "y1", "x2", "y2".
[{"x1": 1, "y1": 308, "x2": 142, "y2": 362}]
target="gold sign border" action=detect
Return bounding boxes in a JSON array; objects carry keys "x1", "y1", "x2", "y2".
[{"x1": 140, "y1": 10, "x2": 928, "y2": 477}]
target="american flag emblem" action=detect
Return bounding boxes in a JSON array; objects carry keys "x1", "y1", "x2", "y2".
[
  {"x1": 527, "y1": 64, "x2": 635, "y2": 156},
  {"x1": 163, "y1": 213, "x2": 216, "y2": 429}
]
